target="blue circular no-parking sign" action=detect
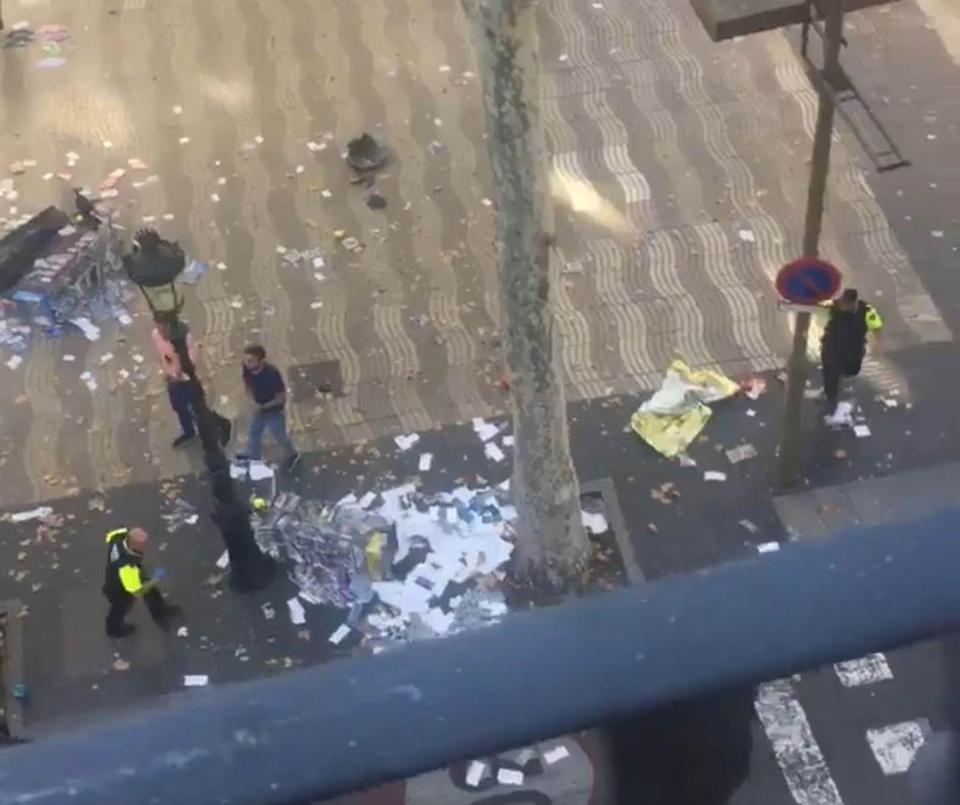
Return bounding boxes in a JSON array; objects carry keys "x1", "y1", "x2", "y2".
[{"x1": 775, "y1": 258, "x2": 842, "y2": 304}]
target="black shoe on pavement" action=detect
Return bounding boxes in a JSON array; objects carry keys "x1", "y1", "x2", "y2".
[
  {"x1": 107, "y1": 623, "x2": 136, "y2": 638},
  {"x1": 285, "y1": 452, "x2": 302, "y2": 472},
  {"x1": 172, "y1": 433, "x2": 195, "y2": 448}
]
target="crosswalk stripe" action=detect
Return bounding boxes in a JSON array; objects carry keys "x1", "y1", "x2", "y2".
[{"x1": 756, "y1": 679, "x2": 845, "y2": 805}]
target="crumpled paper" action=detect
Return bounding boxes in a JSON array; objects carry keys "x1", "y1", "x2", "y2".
[{"x1": 630, "y1": 360, "x2": 739, "y2": 457}]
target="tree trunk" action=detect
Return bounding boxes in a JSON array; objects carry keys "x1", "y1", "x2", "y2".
[{"x1": 461, "y1": 0, "x2": 589, "y2": 590}]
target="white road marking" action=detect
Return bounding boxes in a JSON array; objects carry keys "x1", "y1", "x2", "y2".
[
  {"x1": 833, "y1": 653, "x2": 893, "y2": 687},
  {"x1": 867, "y1": 719, "x2": 929, "y2": 775},
  {"x1": 755, "y1": 680, "x2": 844, "y2": 805}
]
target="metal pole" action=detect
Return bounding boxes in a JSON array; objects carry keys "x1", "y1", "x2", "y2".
[
  {"x1": 778, "y1": 0, "x2": 845, "y2": 488},
  {"x1": 167, "y1": 322, "x2": 275, "y2": 592}
]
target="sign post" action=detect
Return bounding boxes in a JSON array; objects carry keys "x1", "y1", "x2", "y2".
[
  {"x1": 775, "y1": 258, "x2": 842, "y2": 306},
  {"x1": 778, "y1": 0, "x2": 846, "y2": 488}
]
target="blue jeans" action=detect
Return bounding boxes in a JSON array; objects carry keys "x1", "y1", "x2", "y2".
[
  {"x1": 247, "y1": 408, "x2": 295, "y2": 460},
  {"x1": 167, "y1": 380, "x2": 196, "y2": 437}
]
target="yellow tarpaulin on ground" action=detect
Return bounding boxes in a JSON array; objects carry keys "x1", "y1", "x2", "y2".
[{"x1": 630, "y1": 360, "x2": 740, "y2": 458}]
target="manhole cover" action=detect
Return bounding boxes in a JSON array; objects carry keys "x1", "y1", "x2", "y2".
[{"x1": 288, "y1": 360, "x2": 344, "y2": 401}]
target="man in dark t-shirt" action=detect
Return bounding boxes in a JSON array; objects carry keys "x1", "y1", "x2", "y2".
[{"x1": 241, "y1": 345, "x2": 300, "y2": 470}]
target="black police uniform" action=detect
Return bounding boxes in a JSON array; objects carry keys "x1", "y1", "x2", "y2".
[
  {"x1": 103, "y1": 527, "x2": 173, "y2": 637},
  {"x1": 820, "y1": 300, "x2": 882, "y2": 408}
]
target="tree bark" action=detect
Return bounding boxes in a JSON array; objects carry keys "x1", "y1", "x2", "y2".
[{"x1": 461, "y1": 0, "x2": 589, "y2": 589}]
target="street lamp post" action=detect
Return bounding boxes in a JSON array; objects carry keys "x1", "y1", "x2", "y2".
[{"x1": 125, "y1": 228, "x2": 274, "y2": 592}]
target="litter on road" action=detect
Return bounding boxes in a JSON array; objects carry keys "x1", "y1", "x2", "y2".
[
  {"x1": 543, "y1": 745, "x2": 571, "y2": 765},
  {"x1": 255, "y1": 483, "x2": 516, "y2": 643},
  {"x1": 287, "y1": 597, "x2": 306, "y2": 626},
  {"x1": 9, "y1": 506, "x2": 53, "y2": 523},
  {"x1": 328, "y1": 624, "x2": 351, "y2": 644},
  {"x1": 726, "y1": 443, "x2": 758, "y2": 464},
  {"x1": 472, "y1": 417, "x2": 500, "y2": 442},
  {"x1": 704, "y1": 471, "x2": 727, "y2": 482},
  {"x1": 395, "y1": 433, "x2": 419, "y2": 451},
  {"x1": 484, "y1": 443, "x2": 506, "y2": 463},
  {"x1": 581, "y1": 510, "x2": 608, "y2": 535},
  {"x1": 465, "y1": 761, "x2": 487, "y2": 787},
  {"x1": 183, "y1": 675, "x2": 209, "y2": 687},
  {"x1": 630, "y1": 360, "x2": 739, "y2": 458}
]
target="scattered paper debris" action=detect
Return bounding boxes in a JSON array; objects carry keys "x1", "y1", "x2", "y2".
[
  {"x1": 726, "y1": 443, "x2": 758, "y2": 464},
  {"x1": 581, "y1": 510, "x2": 608, "y2": 535},
  {"x1": 5, "y1": 355, "x2": 23, "y2": 370},
  {"x1": 472, "y1": 418, "x2": 500, "y2": 442},
  {"x1": 704, "y1": 471, "x2": 727, "y2": 482},
  {"x1": 465, "y1": 760, "x2": 487, "y2": 787},
  {"x1": 543, "y1": 745, "x2": 571, "y2": 765},
  {"x1": 328, "y1": 624, "x2": 351, "y2": 644},
  {"x1": 10, "y1": 506, "x2": 53, "y2": 523},
  {"x1": 484, "y1": 443, "x2": 506, "y2": 463},
  {"x1": 176, "y1": 626, "x2": 189, "y2": 638},
  {"x1": 183, "y1": 675, "x2": 209, "y2": 687},
  {"x1": 738, "y1": 229, "x2": 756, "y2": 243},
  {"x1": 739, "y1": 519, "x2": 758, "y2": 534},
  {"x1": 261, "y1": 603, "x2": 276, "y2": 621},
  {"x1": 395, "y1": 433, "x2": 420, "y2": 451},
  {"x1": 418, "y1": 453, "x2": 434, "y2": 472},
  {"x1": 70, "y1": 317, "x2": 101, "y2": 342},
  {"x1": 854, "y1": 424, "x2": 871, "y2": 439},
  {"x1": 497, "y1": 769, "x2": 524, "y2": 786},
  {"x1": 112, "y1": 658, "x2": 130, "y2": 671},
  {"x1": 287, "y1": 597, "x2": 306, "y2": 625},
  {"x1": 757, "y1": 542, "x2": 780, "y2": 553},
  {"x1": 215, "y1": 550, "x2": 230, "y2": 569},
  {"x1": 249, "y1": 461, "x2": 275, "y2": 482}
]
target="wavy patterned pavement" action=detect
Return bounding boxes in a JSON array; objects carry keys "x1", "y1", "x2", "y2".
[{"x1": 0, "y1": 0, "x2": 949, "y2": 506}]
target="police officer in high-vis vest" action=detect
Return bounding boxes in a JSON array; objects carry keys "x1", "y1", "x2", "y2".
[
  {"x1": 820, "y1": 287, "x2": 883, "y2": 420},
  {"x1": 103, "y1": 526, "x2": 180, "y2": 637}
]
